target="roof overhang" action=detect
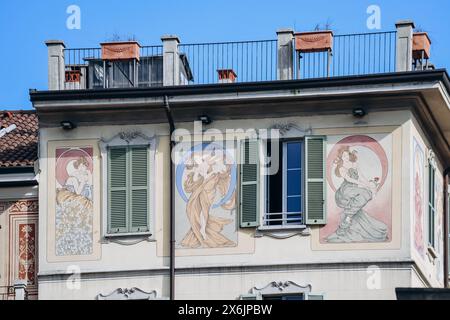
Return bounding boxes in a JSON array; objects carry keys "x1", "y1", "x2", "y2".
[
  {"x1": 0, "y1": 167, "x2": 38, "y2": 187},
  {"x1": 30, "y1": 70, "x2": 450, "y2": 168}
]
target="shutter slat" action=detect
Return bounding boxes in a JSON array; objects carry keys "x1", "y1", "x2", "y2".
[
  {"x1": 240, "y1": 140, "x2": 260, "y2": 228},
  {"x1": 110, "y1": 148, "x2": 127, "y2": 188},
  {"x1": 109, "y1": 147, "x2": 128, "y2": 233},
  {"x1": 305, "y1": 136, "x2": 326, "y2": 225},
  {"x1": 130, "y1": 147, "x2": 149, "y2": 232},
  {"x1": 131, "y1": 189, "x2": 149, "y2": 232},
  {"x1": 110, "y1": 190, "x2": 127, "y2": 233},
  {"x1": 132, "y1": 147, "x2": 148, "y2": 187}
]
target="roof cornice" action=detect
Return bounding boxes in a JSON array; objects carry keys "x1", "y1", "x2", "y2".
[{"x1": 30, "y1": 70, "x2": 450, "y2": 103}]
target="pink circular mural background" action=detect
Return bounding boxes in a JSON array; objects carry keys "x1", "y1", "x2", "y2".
[
  {"x1": 56, "y1": 147, "x2": 93, "y2": 187},
  {"x1": 326, "y1": 135, "x2": 389, "y2": 192}
]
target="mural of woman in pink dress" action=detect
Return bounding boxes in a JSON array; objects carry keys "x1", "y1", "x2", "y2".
[
  {"x1": 322, "y1": 135, "x2": 391, "y2": 243},
  {"x1": 176, "y1": 143, "x2": 237, "y2": 249},
  {"x1": 326, "y1": 146, "x2": 388, "y2": 242},
  {"x1": 413, "y1": 138, "x2": 425, "y2": 256}
]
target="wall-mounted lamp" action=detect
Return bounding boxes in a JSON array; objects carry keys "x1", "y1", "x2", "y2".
[
  {"x1": 60, "y1": 121, "x2": 76, "y2": 130},
  {"x1": 352, "y1": 108, "x2": 367, "y2": 118},
  {"x1": 198, "y1": 115, "x2": 212, "y2": 125}
]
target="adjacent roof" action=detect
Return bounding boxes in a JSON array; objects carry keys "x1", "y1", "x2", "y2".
[{"x1": 0, "y1": 111, "x2": 38, "y2": 169}]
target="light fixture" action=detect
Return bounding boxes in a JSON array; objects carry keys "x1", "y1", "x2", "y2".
[
  {"x1": 198, "y1": 115, "x2": 212, "y2": 125},
  {"x1": 60, "y1": 121, "x2": 76, "y2": 130},
  {"x1": 352, "y1": 107, "x2": 367, "y2": 118}
]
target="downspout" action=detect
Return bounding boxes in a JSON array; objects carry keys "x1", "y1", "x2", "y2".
[
  {"x1": 444, "y1": 167, "x2": 449, "y2": 288},
  {"x1": 163, "y1": 95, "x2": 176, "y2": 300}
]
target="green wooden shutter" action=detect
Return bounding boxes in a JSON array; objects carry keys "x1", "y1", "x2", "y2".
[
  {"x1": 109, "y1": 147, "x2": 128, "y2": 233},
  {"x1": 130, "y1": 147, "x2": 150, "y2": 233},
  {"x1": 240, "y1": 140, "x2": 260, "y2": 228},
  {"x1": 305, "y1": 136, "x2": 326, "y2": 225}
]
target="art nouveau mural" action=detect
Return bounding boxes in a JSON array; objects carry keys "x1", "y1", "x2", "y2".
[
  {"x1": 320, "y1": 134, "x2": 392, "y2": 244},
  {"x1": 175, "y1": 142, "x2": 238, "y2": 249},
  {"x1": 47, "y1": 141, "x2": 101, "y2": 262},
  {"x1": 436, "y1": 176, "x2": 444, "y2": 283},
  {"x1": 413, "y1": 138, "x2": 425, "y2": 257},
  {"x1": 55, "y1": 147, "x2": 94, "y2": 256}
]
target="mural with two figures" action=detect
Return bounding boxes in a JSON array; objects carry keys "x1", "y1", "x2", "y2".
[
  {"x1": 175, "y1": 142, "x2": 238, "y2": 249},
  {"x1": 320, "y1": 134, "x2": 392, "y2": 244},
  {"x1": 55, "y1": 147, "x2": 94, "y2": 256}
]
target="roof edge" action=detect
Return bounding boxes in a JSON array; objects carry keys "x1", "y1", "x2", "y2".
[{"x1": 30, "y1": 70, "x2": 450, "y2": 104}]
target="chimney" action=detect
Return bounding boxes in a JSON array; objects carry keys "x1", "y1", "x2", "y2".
[
  {"x1": 161, "y1": 35, "x2": 181, "y2": 86},
  {"x1": 45, "y1": 40, "x2": 66, "y2": 90},
  {"x1": 395, "y1": 20, "x2": 415, "y2": 72},
  {"x1": 276, "y1": 29, "x2": 294, "y2": 80},
  {"x1": 217, "y1": 69, "x2": 237, "y2": 83}
]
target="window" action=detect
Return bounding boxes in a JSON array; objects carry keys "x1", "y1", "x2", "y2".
[
  {"x1": 239, "y1": 137, "x2": 326, "y2": 229},
  {"x1": 108, "y1": 145, "x2": 150, "y2": 235},
  {"x1": 428, "y1": 162, "x2": 436, "y2": 248},
  {"x1": 265, "y1": 140, "x2": 304, "y2": 227}
]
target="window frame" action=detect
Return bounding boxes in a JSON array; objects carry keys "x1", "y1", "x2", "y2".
[
  {"x1": 100, "y1": 132, "x2": 156, "y2": 239},
  {"x1": 107, "y1": 145, "x2": 151, "y2": 235},
  {"x1": 262, "y1": 138, "x2": 306, "y2": 229}
]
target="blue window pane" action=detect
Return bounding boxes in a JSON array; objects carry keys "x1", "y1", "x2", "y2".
[
  {"x1": 287, "y1": 142, "x2": 302, "y2": 169},
  {"x1": 287, "y1": 170, "x2": 301, "y2": 196},
  {"x1": 287, "y1": 196, "x2": 301, "y2": 213}
]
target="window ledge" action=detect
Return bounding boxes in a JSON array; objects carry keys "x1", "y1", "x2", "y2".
[
  {"x1": 102, "y1": 232, "x2": 154, "y2": 245},
  {"x1": 255, "y1": 225, "x2": 310, "y2": 239}
]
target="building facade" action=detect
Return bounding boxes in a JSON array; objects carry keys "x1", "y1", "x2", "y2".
[
  {"x1": 0, "y1": 111, "x2": 39, "y2": 300},
  {"x1": 30, "y1": 20, "x2": 450, "y2": 300}
]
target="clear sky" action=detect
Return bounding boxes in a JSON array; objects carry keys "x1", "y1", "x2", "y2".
[{"x1": 0, "y1": 0, "x2": 449, "y2": 110}]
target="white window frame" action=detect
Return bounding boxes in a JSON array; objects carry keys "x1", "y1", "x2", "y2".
[
  {"x1": 261, "y1": 139, "x2": 305, "y2": 229},
  {"x1": 99, "y1": 131, "x2": 156, "y2": 240}
]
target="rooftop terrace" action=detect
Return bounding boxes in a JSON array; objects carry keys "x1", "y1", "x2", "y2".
[{"x1": 45, "y1": 20, "x2": 434, "y2": 91}]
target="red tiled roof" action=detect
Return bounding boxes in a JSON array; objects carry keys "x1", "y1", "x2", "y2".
[{"x1": 0, "y1": 111, "x2": 38, "y2": 169}]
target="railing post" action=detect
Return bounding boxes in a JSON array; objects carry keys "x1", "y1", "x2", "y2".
[
  {"x1": 276, "y1": 29, "x2": 294, "y2": 80},
  {"x1": 161, "y1": 35, "x2": 180, "y2": 86},
  {"x1": 395, "y1": 20, "x2": 415, "y2": 72},
  {"x1": 13, "y1": 280, "x2": 27, "y2": 300},
  {"x1": 45, "y1": 40, "x2": 66, "y2": 90}
]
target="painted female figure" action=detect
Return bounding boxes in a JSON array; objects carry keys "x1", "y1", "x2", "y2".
[
  {"x1": 180, "y1": 151, "x2": 236, "y2": 249},
  {"x1": 326, "y1": 146, "x2": 388, "y2": 243},
  {"x1": 64, "y1": 157, "x2": 93, "y2": 200},
  {"x1": 414, "y1": 172, "x2": 424, "y2": 253}
]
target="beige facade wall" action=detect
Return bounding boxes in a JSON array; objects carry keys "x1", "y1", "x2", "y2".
[{"x1": 37, "y1": 109, "x2": 446, "y2": 299}]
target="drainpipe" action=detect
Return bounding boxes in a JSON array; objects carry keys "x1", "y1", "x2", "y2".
[
  {"x1": 164, "y1": 95, "x2": 176, "y2": 300},
  {"x1": 444, "y1": 168, "x2": 449, "y2": 288}
]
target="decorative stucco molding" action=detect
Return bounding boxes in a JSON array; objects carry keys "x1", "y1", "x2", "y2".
[
  {"x1": 97, "y1": 287, "x2": 157, "y2": 300},
  {"x1": 254, "y1": 227, "x2": 311, "y2": 239},
  {"x1": 250, "y1": 281, "x2": 312, "y2": 296},
  {"x1": 100, "y1": 235, "x2": 154, "y2": 245},
  {"x1": 99, "y1": 130, "x2": 155, "y2": 152},
  {"x1": 269, "y1": 122, "x2": 312, "y2": 137}
]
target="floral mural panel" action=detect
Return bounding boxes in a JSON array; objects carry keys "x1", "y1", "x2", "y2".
[
  {"x1": 320, "y1": 134, "x2": 393, "y2": 244},
  {"x1": 55, "y1": 146, "x2": 94, "y2": 256},
  {"x1": 6, "y1": 200, "x2": 39, "y2": 298},
  {"x1": 175, "y1": 142, "x2": 238, "y2": 249}
]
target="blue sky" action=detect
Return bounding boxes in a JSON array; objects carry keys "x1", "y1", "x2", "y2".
[{"x1": 0, "y1": 0, "x2": 449, "y2": 110}]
